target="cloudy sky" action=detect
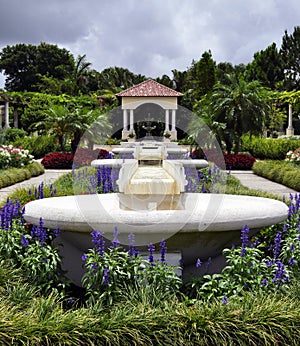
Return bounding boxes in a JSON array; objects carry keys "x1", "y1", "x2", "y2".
[{"x1": 0, "y1": 0, "x2": 299, "y2": 88}]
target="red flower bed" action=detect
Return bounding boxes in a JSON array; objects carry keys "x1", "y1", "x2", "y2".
[
  {"x1": 41, "y1": 149, "x2": 110, "y2": 169},
  {"x1": 41, "y1": 152, "x2": 74, "y2": 169},
  {"x1": 191, "y1": 148, "x2": 256, "y2": 170},
  {"x1": 73, "y1": 148, "x2": 110, "y2": 166},
  {"x1": 224, "y1": 153, "x2": 256, "y2": 170}
]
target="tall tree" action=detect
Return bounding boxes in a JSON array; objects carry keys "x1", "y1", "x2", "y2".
[
  {"x1": 280, "y1": 26, "x2": 300, "y2": 90},
  {"x1": 246, "y1": 43, "x2": 284, "y2": 89},
  {"x1": 191, "y1": 50, "x2": 217, "y2": 100},
  {"x1": 0, "y1": 43, "x2": 74, "y2": 92}
]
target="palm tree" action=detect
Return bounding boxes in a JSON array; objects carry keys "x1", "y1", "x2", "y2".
[
  {"x1": 70, "y1": 107, "x2": 111, "y2": 153},
  {"x1": 36, "y1": 104, "x2": 111, "y2": 153},
  {"x1": 206, "y1": 74, "x2": 270, "y2": 153}
]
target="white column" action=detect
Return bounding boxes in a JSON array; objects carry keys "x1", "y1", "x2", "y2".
[
  {"x1": 14, "y1": 108, "x2": 18, "y2": 128},
  {"x1": 171, "y1": 109, "x2": 176, "y2": 131},
  {"x1": 165, "y1": 109, "x2": 170, "y2": 132},
  {"x1": 286, "y1": 103, "x2": 294, "y2": 136},
  {"x1": 123, "y1": 109, "x2": 128, "y2": 131},
  {"x1": 4, "y1": 101, "x2": 9, "y2": 128},
  {"x1": 0, "y1": 106, "x2": 4, "y2": 128},
  {"x1": 129, "y1": 109, "x2": 134, "y2": 131}
]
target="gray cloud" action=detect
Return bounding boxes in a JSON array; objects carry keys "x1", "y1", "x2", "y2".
[{"x1": 0, "y1": 0, "x2": 300, "y2": 84}]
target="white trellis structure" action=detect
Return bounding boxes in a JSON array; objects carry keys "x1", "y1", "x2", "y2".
[{"x1": 116, "y1": 79, "x2": 183, "y2": 140}]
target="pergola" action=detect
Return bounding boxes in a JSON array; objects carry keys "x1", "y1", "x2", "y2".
[{"x1": 116, "y1": 79, "x2": 183, "y2": 140}]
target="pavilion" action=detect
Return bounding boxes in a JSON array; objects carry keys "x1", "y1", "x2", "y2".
[{"x1": 116, "y1": 79, "x2": 183, "y2": 140}]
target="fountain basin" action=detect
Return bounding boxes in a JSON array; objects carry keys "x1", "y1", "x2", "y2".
[{"x1": 24, "y1": 193, "x2": 288, "y2": 284}]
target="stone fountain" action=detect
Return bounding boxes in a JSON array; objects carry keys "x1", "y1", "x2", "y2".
[{"x1": 24, "y1": 142, "x2": 288, "y2": 285}]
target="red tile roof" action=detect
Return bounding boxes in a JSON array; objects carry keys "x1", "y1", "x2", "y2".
[{"x1": 116, "y1": 79, "x2": 183, "y2": 97}]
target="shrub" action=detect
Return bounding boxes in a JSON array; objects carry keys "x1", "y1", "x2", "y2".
[
  {"x1": 286, "y1": 148, "x2": 300, "y2": 164},
  {"x1": 2, "y1": 128, "x2": 27, "y2": 143},
  {"x1": 73, "y1": 148, "x2": 110, "y2": 167},
  {"x1": 82, "y1": 230, "x2": 181, "y2": 306},
  {"x1": 224, "y1": 153, "x2": 256, "y2": 170},
  {"x1": 242, "y1": 135, "x2": 300, "y2": 160},
  {"x1": 42, "y1": 149, "x2": 111, "y2": 169},
  {"x1": 13, "y1": 135, "x2": 59, "y2": 159},
  {"x1": 41, "y1": 152, "x2": 74, "y2": 169},
  {"x1": 0, "y1": 145, "x2": 34, "y2": 169},
  {"x1": 252, "y1": 160, "x2": 300, "y2": 191},
  {"x1": 0, "y1": 162, "x2": 44, "y2": 189},
  {"x1": 191, "y1": 148, "x2": 256, "y2": 170}
]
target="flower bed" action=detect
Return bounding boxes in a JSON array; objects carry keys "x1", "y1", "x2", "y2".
[
  {"x1": 285, "y1": 148, "x2": 300, "y2": 164},
  {"x1": 0, "y1": 145, "x2": 34, "y2": 169},
  {"x1": 41, "y1": 149, "x2": 111, "y2": 169},
  {"x1": 191, "y1": 148, "x2": 256, "y2": 170},
  {"x1": 224, "y1": 153, "x2": 256, "y2": 170}
]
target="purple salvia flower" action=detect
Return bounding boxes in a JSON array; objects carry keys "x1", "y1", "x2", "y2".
[
  {"x1": 21, "y1": 235, "x2": 29, "y2": 247},
  {"x1": 221, "y1": 296, "x2": 228, "y2": 304},
  {"x1": 53, "y1": 227, "x2": 60, "y2": 238},
  {"x1": 103, "y1": 267, "x2": 110, "y2": 285},
  {"x1": 82, "y1": 253, "x2": 87, "y2": 261},
  {"x1": 261, "y1": 278, "x2": 268, "y2": 287},
  {"x1": 128, "y1": 233, "x2": 135, "y2": 256},
  {"x1": 160, "y1": 239, "x2": 167, "y2": 263},
  {"x1": 266, "y1": 259, "x2": 274, "y2": 267},
  {"x1": 196, "y1": 258, "x2": 202, "y2": 268},
  {"x1": 206, "y1": 257, "x2": 212, "y2": 271},
  {"x1": 112, "y1": 227, "x2": 120, "y2": 248},
  {"x1": 240, "y1": 225, "x2": 249, "y2": 257},
  {"x1": 273, "y1": 231, "x2": 282, "y2": 258},
  {"x1": 91, "y1": 263, "x2": 98, "y2": 270},
  {"x1": 148, "y1": 243, "x2": 155, "y2": 266},
  {"x1": 288, "y1": 257, "x2": 295, "y2": 267},
  {"x1": 273, "y1": 260, "x2": 289, "y2": 287},
  {"x1": 91, "y1": 230, "x2": 105, "y2": 255}
]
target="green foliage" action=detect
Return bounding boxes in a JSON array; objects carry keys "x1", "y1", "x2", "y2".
[
  {"x1": 194, "y1": 75, "x2": 270, "y2": 153},
  {"x1": 82, "y1": 243, "x2": 181, "y2": 306},
  {"x1": 242, "y1": 135, "x2": 300, "y2": 159},
  {"x1": 1, "y1": 127, "x2": 27, "y2": 143},
  {"x1": 246, "y1": 42, "x2": 284, "y2": 89},
  {"x1": 280, "y1": 26, "x2": 300, "y2": 90},
  {"x1": 252, "y1": 160, "x2": 300, "y2": 191},
  {"x1": 0, "y1": 162, "x2": 44, "y2": 190},
  {"x1": 13, "y1": 135, "x2": 59, "y2": 158},
  {"x1": 0, "y1": 219, "x2": 66, "y2": 296},
  {"x1": 0, "y1": 42, "x2": 74, "y2": 92},
  {"x1": 191, "y1": 50, "x2": 217, "y2": 100}
]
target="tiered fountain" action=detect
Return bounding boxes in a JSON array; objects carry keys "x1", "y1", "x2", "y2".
[{"x1": 24, "y1": 142, "x2": 288, "y2": 284}]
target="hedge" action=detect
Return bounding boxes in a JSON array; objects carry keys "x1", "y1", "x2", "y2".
[
  {"x1": 0, "y1": 162, "x2": 45, "y2": 189},
  {"x1": 252, "y1": 160, "x2": 300, "y2": 191},
  {"x1": 242, "y1": 135, "x2": 300, "y2": 160}
]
